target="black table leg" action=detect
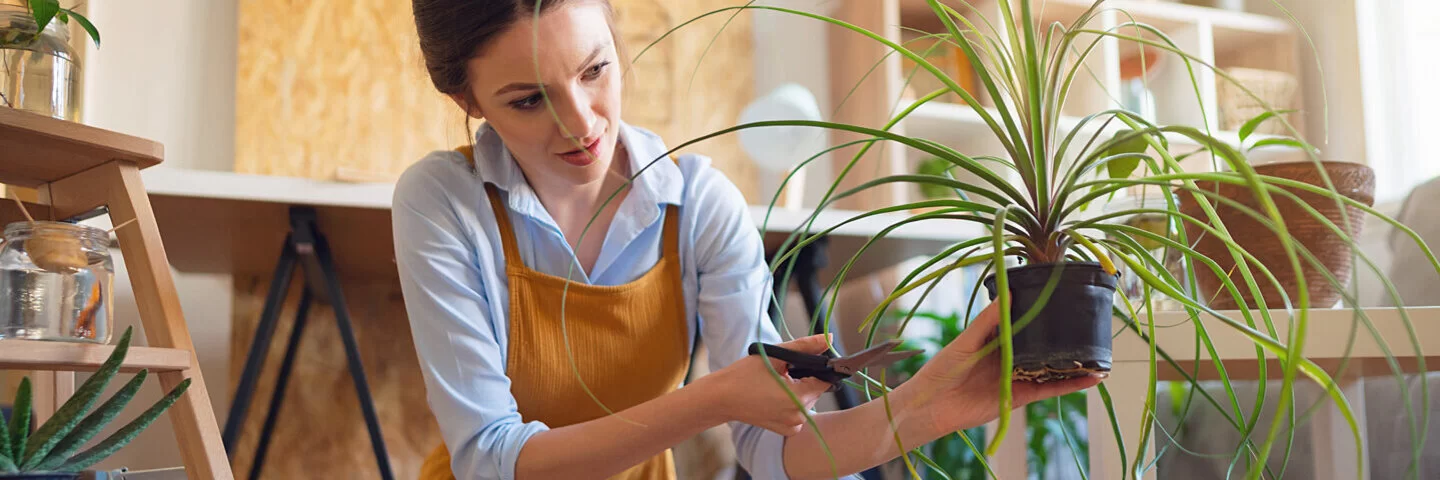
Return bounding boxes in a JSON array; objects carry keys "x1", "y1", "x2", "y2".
[
  {"x1": 224, "y1": 207, "x2": 395, "y2": 480},
  {"x1": 223, "y1": 237, "x2": 297, "y2": 454},
  {"x1": 248, "y1": 289, "x2": 311, "y2": 480}
]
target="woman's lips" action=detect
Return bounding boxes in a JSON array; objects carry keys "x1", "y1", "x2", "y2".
[{"x1": 558, "y1": 138, "x2": 601, "y2": 166}]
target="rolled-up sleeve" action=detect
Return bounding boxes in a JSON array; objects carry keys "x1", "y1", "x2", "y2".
[
  {"x1": 687, "y1": 161, "x2": 795, "y2": 480},
  {"x1": 393, "y1": 158, "x2": 548, "y2": 480}
]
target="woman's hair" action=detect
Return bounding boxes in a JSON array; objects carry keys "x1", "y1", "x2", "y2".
[{"x1": 411, "y1": 0, "x2": 625, "y2": 108}]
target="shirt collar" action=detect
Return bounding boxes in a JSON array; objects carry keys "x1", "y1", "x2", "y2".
[{"x1": 472, "y1": 121, "x2": 685, "y2": 216}]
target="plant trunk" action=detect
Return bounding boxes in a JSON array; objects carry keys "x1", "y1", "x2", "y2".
[{"x1": 984, "y1": 262, "x2": 1118, "y2": 383}]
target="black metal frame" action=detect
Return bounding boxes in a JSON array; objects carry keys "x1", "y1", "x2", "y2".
[{"x1": 222, "y1": 207, "x2": 394, "y2": 480}]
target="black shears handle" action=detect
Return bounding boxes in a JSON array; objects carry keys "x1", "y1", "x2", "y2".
[{"x1": 747, "y1": 342, "x2": 848, "y2": 387}]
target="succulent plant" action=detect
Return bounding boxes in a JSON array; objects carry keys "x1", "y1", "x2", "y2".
[{"x1": 0, "y1": 327, "x2": 190, "y2": 476}]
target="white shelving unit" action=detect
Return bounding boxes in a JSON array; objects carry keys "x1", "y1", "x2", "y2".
[{"x1": 884, "y1": 0, "x2": 1306, "y2": 203}]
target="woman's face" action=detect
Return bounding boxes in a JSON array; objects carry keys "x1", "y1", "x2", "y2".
[{"x1": 460, "y1": 2, "x2": 623, "y2": 188}]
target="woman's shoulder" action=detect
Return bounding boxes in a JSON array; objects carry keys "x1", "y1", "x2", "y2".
[{"x1": 393, "y1": 148, "x2": 484, "y2": 210}]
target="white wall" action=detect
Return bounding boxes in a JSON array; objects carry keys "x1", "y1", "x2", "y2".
[
  {"x1": 751, "y1": 0, "x2": 836, "y2": 209},
  {"x1": 76, "y1": 0, "x2": 240, "y2": 471}
]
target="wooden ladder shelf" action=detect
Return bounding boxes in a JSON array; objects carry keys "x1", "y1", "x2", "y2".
[{"x1": 0, "y1": 107, "x2": 233, "y2": 479}]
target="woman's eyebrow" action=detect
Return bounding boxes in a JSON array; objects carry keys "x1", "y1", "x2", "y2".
[
  {"x1": 574, "y1": 43, "x2": 607, "y2": 73},
  {"x1": 493, "y1": 43, "x2": 612, "y2": 96}
]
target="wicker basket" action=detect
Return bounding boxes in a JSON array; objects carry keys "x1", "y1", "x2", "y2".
[
  {"x1": 1177, "y1": 161, "x2": 1374, "y2": 310},
  {"x1": 1218, "y1": 67, "x2": 1299, "y2": 135}
]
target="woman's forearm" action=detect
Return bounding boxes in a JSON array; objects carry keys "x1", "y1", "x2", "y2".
[
  {"x1": 514, "y1": 383, "x2": 722, "y2": 479},
  {"x1": 781, "y1": 385, "x2": 944, "y2": 480}
]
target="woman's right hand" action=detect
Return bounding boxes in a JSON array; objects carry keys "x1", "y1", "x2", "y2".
[{"x1": 698, "y1": 334, "x2": 836, "y2": 436}]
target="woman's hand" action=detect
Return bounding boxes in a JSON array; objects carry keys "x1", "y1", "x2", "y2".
[
  {"x1": 903, "y1": 301, "x2": 1105, "y2": 434},
  {"x1": 696, "y1": 334, "x2": 836, "y2": 436}
]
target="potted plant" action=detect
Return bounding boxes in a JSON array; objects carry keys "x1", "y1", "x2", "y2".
[
  {"x1": 0, "y1": 0, "x2": 98, "y2": 121},
  {"x1": 0, "y1": 327, "x2": 190, "y2": 479},
  {"x1": 565, "y1": 0, "x2": 1434, "y2": 477}
]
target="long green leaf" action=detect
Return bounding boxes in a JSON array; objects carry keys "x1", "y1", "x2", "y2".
[
  {"x1": 23, "y1": 327, "x2": 134, "y2": 465},
  {"x1": 63, "y1": 9, "x2": 99, "y2": 48},
  {"x1": 984, "y1": 208, "x2": 1014, "y2": 459},
  {"x1": 8, "y1": 378, "x2": 30, "y2": 464},
  {"x1": 58, "y1": 379, "x2": 190, "y2": 472},
  {"x1": 31, "y1": 371, "x2": 150, "y2": 472}
]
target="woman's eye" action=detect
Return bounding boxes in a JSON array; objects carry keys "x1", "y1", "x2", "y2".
[
  {"x1": 510, "y1": 94, "x2": 542, "y2": 110},
  {"x1": 583, "y1": 61, "x2": 610, "y2": 80}
]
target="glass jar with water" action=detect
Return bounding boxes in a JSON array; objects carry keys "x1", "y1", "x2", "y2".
[
  {"x1": 0, "y1": 221, "x2": 113, "y2": 343},
  {"x1": 0, "y1": 2, "x2": 82, "y2": 121}
]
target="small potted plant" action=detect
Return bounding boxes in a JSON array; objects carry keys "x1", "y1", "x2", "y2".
[
  {"x1": 0, "y1": 327, "x2": 190, "y2": 479},
  {"x1": 0, "y1": 0, "x2": 99, "y2": 121}
]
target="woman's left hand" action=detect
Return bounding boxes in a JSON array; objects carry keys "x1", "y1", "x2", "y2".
[{"x1": 900, "y1": 300, "x2": 1105, "y2": 434}]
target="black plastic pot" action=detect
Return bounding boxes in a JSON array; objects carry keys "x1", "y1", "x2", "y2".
[{"x1": 983, "y1": 262, "x2": 1118, "y2": 383}]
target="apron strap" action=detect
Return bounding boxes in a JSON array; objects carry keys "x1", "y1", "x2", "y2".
[{"x1": 482, "y1": 184, "x2": 524, "y2": 263}]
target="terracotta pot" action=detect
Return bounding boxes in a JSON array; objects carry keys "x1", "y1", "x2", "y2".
[{"x1": 1177, "y1": 161, "x2": 1375, "y2": 310}]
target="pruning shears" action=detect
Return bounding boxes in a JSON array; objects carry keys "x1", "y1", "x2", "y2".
[{"x1": 747, "y1": 338, "x2": 922, "y2": 392}]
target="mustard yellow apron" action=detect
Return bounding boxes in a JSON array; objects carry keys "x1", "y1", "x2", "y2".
[{"x1": 419, "y1": 147, "x2": 690, "y2": 480}]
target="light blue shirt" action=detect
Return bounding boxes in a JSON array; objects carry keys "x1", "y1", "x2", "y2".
[{"x1": 392, "y1": 122, "x2": 801, "y2": 480}]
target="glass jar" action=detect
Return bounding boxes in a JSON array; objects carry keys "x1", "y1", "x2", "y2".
[
  {"x1": 0, "y1": 3, "x2": 82, "y2": 121},
  {"x1": 0, "y1": 221, "x2": 114, "y2": 343}
]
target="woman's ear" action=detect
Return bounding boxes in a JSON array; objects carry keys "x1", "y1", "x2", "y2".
[{"x1": 449, "y1": 92, "x2": 484, "y2": 119}]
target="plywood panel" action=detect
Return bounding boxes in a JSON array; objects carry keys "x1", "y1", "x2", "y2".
[
  {"x1": 226, "y1": 276, "x2": 440, "y2": 480},
  {"x1": 234, "y1": 0, "x2": 470, "y2": 182},
  {"x1": 235, "y1": 0, "x2": 757, "y2": 201}
]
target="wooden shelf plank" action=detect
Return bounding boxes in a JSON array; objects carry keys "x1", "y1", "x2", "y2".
[
  {"x1": 901, "y1": 0, "x2": 1292, "y2": 35},
  {"x1": 0, "y1": 340, "x2": 193, "y2": 373},
  {"x1": 0, "y1": 108, "x2": 163, "y2": 188},
  {"x1": 904, "y1": 100, "x2": 1302, "y2": 155}
]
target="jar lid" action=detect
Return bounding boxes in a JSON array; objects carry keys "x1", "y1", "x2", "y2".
[{"x1": 4, "y1": 220, "x2": 109, "y2": 245}]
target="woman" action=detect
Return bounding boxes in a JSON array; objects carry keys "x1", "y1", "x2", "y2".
[{"x1": 394, "y1": 1, "x2": 1103, "y2": 479}]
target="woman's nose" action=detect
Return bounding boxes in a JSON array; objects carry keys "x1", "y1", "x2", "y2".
[{"x1": 552, "y1": 87, "x2": 597, "y2": 141}]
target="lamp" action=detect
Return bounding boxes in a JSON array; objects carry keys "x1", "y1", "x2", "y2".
[{"x1": 737, "y1": 83, "x2": 826, "y2": 210}]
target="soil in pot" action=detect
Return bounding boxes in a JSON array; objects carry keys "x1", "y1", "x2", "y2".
[
  {"x1": 1178, "y1": 161, "x2": 1374, "y2": 310},
  {"x1": 983, "y1": 262, "x2": 1119, "y2": 383}
]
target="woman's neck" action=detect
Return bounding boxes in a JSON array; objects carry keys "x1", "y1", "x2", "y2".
[{"x1": 527, "y1": 142, "x2": 632, "y2": 274}]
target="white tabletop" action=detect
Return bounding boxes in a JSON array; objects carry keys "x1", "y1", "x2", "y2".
[{"x1": 140, "y1": 168, "x2": 981, "y2": 283}]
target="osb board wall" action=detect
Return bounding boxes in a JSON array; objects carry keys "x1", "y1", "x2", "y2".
[{"x1": 234, "y1": 0, "x2": 758, "y2": 201}]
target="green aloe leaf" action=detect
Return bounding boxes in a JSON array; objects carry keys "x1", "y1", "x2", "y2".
[
  {"x1": 23, "y1": 327, "x2": 134, "y2": 466},
  {"x1": 8, "y1": 378, "x2": 31, "y2": 464},
  {"x1": 58, "y1": 379, "x2": 190, "y2": 473},
  {"x1": 31, "y1": 370, "x2": 149, "y2": 472},
  {"x1": 0, "y1": 397, "x2": 11, "y2": 471}
]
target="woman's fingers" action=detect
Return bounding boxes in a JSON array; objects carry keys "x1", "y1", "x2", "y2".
[{"x1": 777, "y1": 333, "x2": 833, "y2": 354}]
